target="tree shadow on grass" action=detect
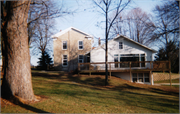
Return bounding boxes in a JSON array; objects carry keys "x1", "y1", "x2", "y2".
[
  {"x1": 17, "y1": 103, "x2": 49, "y2": 113},
  {"x1": 112, "y1": 83, "x2": 179, "y2": 97},
  {"x1": 32, "y1": 71, "x2": 106, "y2": 87},
  {"x1": 44, "y1": 82, "x2": 179, "y2": 113},
  {"x1": 2, "y1": 96, "x2": 49, "y2": 113},
  {"x1": 32, "y1": 71, "x2": 179, "y2": 96},
  {"x1": 120, "y1": 90, "x2": 179, "y2": 112},
  {"x1": 31, "y1": 71, "x2": 179, "y2": 113}
]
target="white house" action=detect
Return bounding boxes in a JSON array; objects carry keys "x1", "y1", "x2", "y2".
[{"x1": 86, "y1": 35, "x2": 157, "y2": 85}]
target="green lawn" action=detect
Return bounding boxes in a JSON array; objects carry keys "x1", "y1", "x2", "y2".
[
  {"x1": 1, "y1": 70, "x2": 179, "y2": 113},
  {"x1": 155, "y1": 78, "x2": 179, "y2": 83}
]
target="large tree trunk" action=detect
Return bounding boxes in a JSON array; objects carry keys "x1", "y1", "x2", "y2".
[{"x1": 1, "y1": 1, "x2": 35, "y2": 101}]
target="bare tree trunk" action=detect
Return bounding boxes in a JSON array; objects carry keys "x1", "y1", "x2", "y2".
[
  {"x1": 1, "y1": 1, "x2": 35, "y2": 101},
  {"x1": 105, "y1": 0, "x2": 108, "y2": 86}
]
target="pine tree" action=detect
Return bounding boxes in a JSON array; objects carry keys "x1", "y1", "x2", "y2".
[
  {"x1": 37, "y1": 51, "x2": 53, "y2": 70},
  {"x1": 155, "y1": 41, "x2": 179, "y2": 73}
]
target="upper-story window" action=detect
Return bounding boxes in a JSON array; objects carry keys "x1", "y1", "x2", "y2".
[
  {"x1": 79, "y1": 41, "x2": 83, "y2": 50},
  {"x1": 63, "y1": 41, "x2": 67, "y2": 50},
  {"x1": 119, "y1": 41, "x2": 123, "y2": 49}
]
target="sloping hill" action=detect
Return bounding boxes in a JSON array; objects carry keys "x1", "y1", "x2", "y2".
[{"x1": 1, "y1": 71, "x2": 179, "y2": 113}]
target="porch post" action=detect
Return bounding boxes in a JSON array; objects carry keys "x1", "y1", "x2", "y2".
[
  {"x1": 130, "y1": 62, "x2": 132, "y2": 82},
  {"x1": 150, "y1": 71, "x2": 153, "y2": 85},
  {"x1": 78, "y1": 72, "x2": 80, "y2": 77},
  {"x1": 89, "y1": 71, "x2": 91, "y2": 76},
  {"x1": 169, "y1": 71, "x2": 172, "y2": 87},
  {"x1": 169, "y1": 61, "x2": 172, "y2": 87},
  {"x1": 78, "y1": 63, "x2": 80, "y2": 71},
  {"x1": 78, "y1": 63, "x2": 80, "y2": 76},
  {"x1": 109, "y1": 63, "x2": 111, "y2": 79}
]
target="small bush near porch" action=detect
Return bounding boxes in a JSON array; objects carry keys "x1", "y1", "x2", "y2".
[{"x1": 1, "y1": 70, "x2": 179, "y2": 113}]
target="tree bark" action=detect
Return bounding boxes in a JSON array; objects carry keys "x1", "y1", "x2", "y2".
[
  {"x1": 1, "y1": 1, "x2": 35, "y2": 101},
  {"x1": 105, "y1": 0, "x2": 108, "y2": 86}
]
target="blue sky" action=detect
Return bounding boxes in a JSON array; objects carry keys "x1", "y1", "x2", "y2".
[
  {"x1": 30, "y1": 0, "x2": 163, "y2": 66},
  {"x1": 53, "y1": 0, "x2": 163, "y2": 46}
]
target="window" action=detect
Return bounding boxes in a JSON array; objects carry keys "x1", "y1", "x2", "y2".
[
  {"x1": 132, "y1": 73, "x2": 137, "y2": 82},
  {"x1": 120, "y1": 54, "x2": 139, "y2": 67},
  {"x1": 140, "y1": 54, "x2": 145, "y2": 67},
  {"x1": 132, "y1": 73, "x2": 149, "y2": 83},
  {"x1": 86, "y1": 55, "x2": 90, "y2": 63},
  {"x1": 78, "y1": 55, "x2": 84, "y2": 63},
  {"x1": 113, "y1": 54, "x2": 146, "y2": 68},
  {"x1": 144, "y1": 73, "x2": 149, "y2": 82},
  {"x1": 62, "y1": 55, "x2": 68, "y2": 66},
  {"x1": 62, "y1": 41, "x2": 67, "y2": 50},
  {"x1": 119, "y1": 42, "x2": 123, "y2": 49},
  {"x1": 79, "y1": 41, "x2": 83, "y2": 50},
  {"x1": 138, "y1": 73, "x2": 143, "y2": 82},
  {"x1": 114, "y1": 54, "x2": 119, "y2": 68}
]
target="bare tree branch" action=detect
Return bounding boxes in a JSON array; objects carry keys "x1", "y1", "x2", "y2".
[{"x1": 93, "y1": 0, "x2": 131, "y2": 85}]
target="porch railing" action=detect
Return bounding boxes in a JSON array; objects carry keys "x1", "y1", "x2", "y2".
[{"x1": 78, "y1": 61, "x2": 170, "y2": 72}]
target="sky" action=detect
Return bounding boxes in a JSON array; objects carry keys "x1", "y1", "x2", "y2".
[{"x1": 30, "y1": 0, "x2": 163, "y2": 66}]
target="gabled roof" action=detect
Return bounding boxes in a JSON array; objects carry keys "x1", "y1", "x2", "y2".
[
  {"x1": 85, "y1": 35, "x2": 157, "y2": 54},
  {"x1": 51, "y1": 27, "x2": 93, "y2": 38},
  {"x1": 115, "y1": 35, "x2": 157, "y2": 53}
]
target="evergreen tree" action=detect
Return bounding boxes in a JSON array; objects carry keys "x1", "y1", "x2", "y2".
[
  {"x1": 37, "y1": 51, "x2": 53, "y2": 70},
  {"x1": 155, "y1": 41, "x2": 179, "y2": 73}
]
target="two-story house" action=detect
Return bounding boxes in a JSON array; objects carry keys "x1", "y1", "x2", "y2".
[{"x1": 52, "y1": 27, "x2": 93, "y2": 71}]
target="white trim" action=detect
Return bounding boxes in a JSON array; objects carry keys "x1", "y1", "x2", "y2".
[
  {"x1": 62, "y1": 55, "x2": 68, "y2": 67},
  {"x1": 114, "y1": 35, "x2": 157, "y2": 53},
  {"x1": 86, "y1": 35, "x2": 157, "y2": 54},
  {"x1": 62, "y1": 41, "x2": 67, "y2": 50},
  {"x1": 78, "y1": 40, "x2": 83, "y2": 50},
  {"x1": 51, "y1": 27, "x2": 93, "y2": 38},
  {"x1": 53, "y1": 37, "x2": 58, "y2": 41}
]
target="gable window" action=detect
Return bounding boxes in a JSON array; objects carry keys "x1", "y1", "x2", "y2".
[
  {"x1": 62, "y1": 55, "x2": 68, "y2": 66},
  {"x1": 119, "y1": 42, "x2": 123, "y2": 49},
  {"x1": 79, "y1": 41, "x2": 83, "y2": 50},
  {"x1": 63, "y1": 41, "x2": 67, "y2": 50},
  {"x1": 78, "y1": 55, "x2": 84, "y2": 63}
]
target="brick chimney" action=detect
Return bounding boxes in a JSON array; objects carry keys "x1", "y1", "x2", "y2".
[{"x1": 98, "y1": 37, "x2": 101, "y2": 46}]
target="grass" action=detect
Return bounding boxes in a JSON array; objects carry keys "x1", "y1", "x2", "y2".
[
  {"x1": 163, "y1": 85, "x2": 179, "y2": 88},
  {"x1": 155, "y1": 78, "x2": 179, "y2": 83},
  {"x1": 1, "y1": 70, "x2": 179, "y2": 113}
]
